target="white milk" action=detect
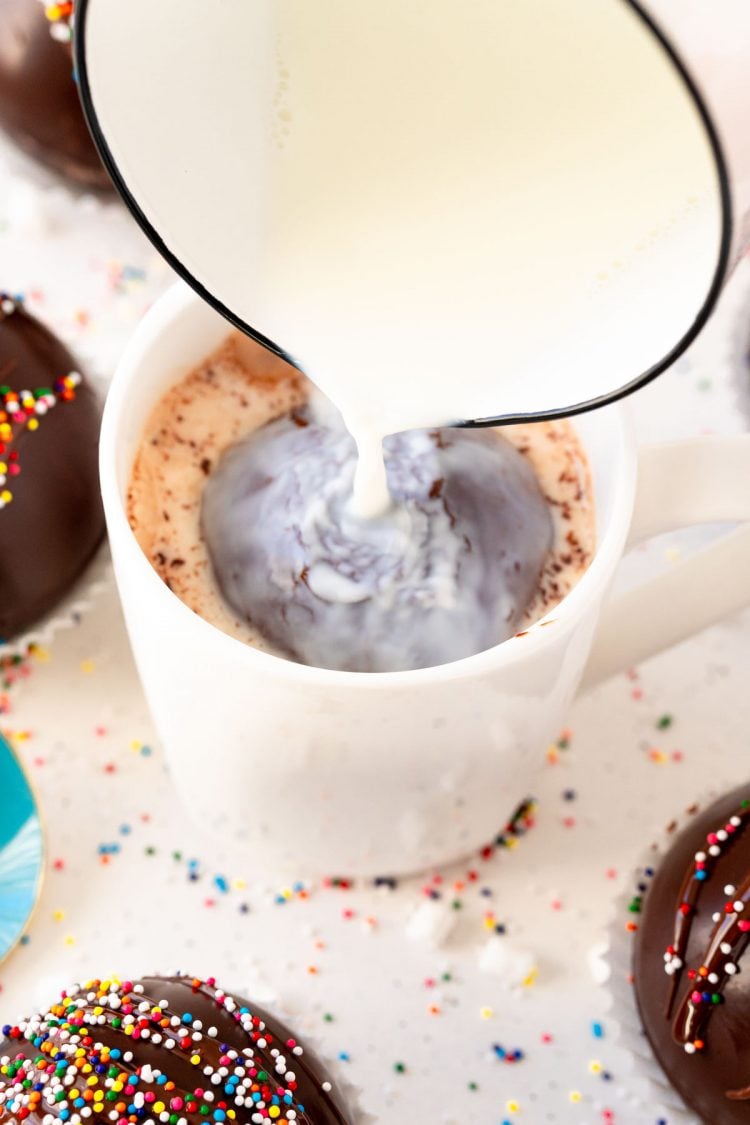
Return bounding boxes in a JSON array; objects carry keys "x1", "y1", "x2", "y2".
[
  {"x1": 91, "y1": 0, "x2": 723, "y2": 515},
  {"x1": 247, "y1": 0, "x2": 722, "y2": 513}
]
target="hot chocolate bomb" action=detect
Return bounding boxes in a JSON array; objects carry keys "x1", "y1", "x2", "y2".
[
  {"x1": 0, "y1": 295, "x2": 104, "y2": 641},
  {"x1": 633, "y1": 785, "x2": 750, "y2": 1122},
  {"x1": 202, "y1": 408, "x2": 553, "y2": 672},
  {"x1": 0, "y1": 974, "x2": 352, "y2": 1125},
  {"x1": 0, "y1": 0, "x2": 111, "y2": 191}
]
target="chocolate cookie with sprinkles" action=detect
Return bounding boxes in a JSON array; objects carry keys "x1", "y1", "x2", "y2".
[
  {"x1": 0, "y1": 0, "x2": 113, "y2": 190},
  {"x1": 0, "y1": 293, "x2": 104, "y2": 642},
  {"x1": 633, "y1": 785, "x2": 750, "y2": 1122},
  {"x1": 0, "y1": 974, "x2": 353, "y2": 1125}
]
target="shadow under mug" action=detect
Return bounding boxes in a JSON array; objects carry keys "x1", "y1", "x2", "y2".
[{"x1": 101, "y1": 282, "x2": 750, "y2": 877}]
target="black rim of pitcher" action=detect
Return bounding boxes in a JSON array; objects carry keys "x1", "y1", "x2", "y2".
[{"x1": 73, "y1": 0, "x2": 733, "y2": 430}]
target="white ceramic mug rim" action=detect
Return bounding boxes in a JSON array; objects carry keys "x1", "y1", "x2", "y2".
[{"x1": 100, "y1": 285, "x2": 638, "y2": 690}]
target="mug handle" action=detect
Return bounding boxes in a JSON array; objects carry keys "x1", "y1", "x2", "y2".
[{"x1": 583, "y1": 434, "x2": 750, "y2": 688}]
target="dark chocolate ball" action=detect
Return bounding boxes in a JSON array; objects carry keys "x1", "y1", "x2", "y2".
[
  {"x1": 0, "y1": 974, "x2": 352, "y2": 1125},
  {"x1": 0, "y1": 0, "x2": 112, "y2": 192},
  {"x1": 633, "y1": 785, "x2": 750, "y2": 1122},
  {"x1": 0, "y1": 295, "x2": 105, "y2": 641}
]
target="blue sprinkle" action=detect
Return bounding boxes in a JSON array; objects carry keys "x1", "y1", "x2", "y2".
[
  {"x1": 338, "y1": 1052, "x2": 350, "y2": 1062},
  {"x1": 591, "y1": 1021, "x2": 604, "y2": 1039},
  {"x1": 214, "y1": 875, "x2": 229, "y2": 894}
]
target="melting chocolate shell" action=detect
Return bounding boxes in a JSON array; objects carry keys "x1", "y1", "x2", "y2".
[
  {"x1": 633, "y1": 785, "x2": 750, "y2": 1122},
  {"x1": 202, "y1": 409, "x2": 553, "y2": 672},
  {"x1": 0, "y1": 974, "x2": 352, "y2": 1125},
  {"x1": 0, "y1": 297, "x2": 104, "y2": 641},
  {"x1": 0, "y1": 0, "x2": 112, "y2": 191}
]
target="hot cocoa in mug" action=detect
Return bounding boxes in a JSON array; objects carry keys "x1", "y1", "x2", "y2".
[{"x1": 101, "y1": 284, "x2": 750, "y2": 876}]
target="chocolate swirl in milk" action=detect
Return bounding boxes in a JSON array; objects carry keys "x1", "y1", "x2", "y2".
[{"x1": 128, "y1": 334, "x2": 595, "y2": 672}]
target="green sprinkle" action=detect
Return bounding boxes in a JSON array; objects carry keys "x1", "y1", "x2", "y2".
[
  {"x1": 393, "y1": 1062, "x2": 406, "y2": 1074},
  {"x1": 656, "y1": 714, "x2": 673, "y2": 730}
]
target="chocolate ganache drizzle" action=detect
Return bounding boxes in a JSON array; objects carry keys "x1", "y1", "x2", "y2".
[{"x1": 0, "y1": 975, "x2": 352, "y2": 1125}]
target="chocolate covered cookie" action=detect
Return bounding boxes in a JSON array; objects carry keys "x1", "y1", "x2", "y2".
[
  {"x1": 633, "y1": 785, "x2": 750, "y2": 1122},
  {"x1": 0, "y1": 974, "x2": 352, "y2": 1124},
  {"x1": 0, "y1": 0, "x2": 111, "y2": 191},
  {"x1": 0, "y1": 294, "x2": 104, "y2": 641}
]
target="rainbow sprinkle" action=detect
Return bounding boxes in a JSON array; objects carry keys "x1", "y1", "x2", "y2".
[
  {"x1": 40, "y1": 2, "x2": 74, "y2": 40},
  {"x1": 0, "y1": 295, "x2": 82, "y2": 511}
]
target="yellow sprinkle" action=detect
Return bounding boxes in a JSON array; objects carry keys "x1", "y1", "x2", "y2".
[
  {"x1": 0, "y1": 491, "x2": 12, "y2": 503},
  {"x1": 190, "y1": 1054, "x2": 200, "y2": 1066},
  {"x1": 64, "y1": 935, "x2": 75, "y2": 946},
  {"x1": 232, "y1": 878, "x2": 246, "y2": 890},
  {"x1": 589, "y1": 1060, "x2": 602, "y2": 1074},
  {"x1": 227, "y1": 1113, "x2": 235, "y2": 1121},
  {"x1": 482, "y1": 916, "x2": 496, "y2": 931},
  {"x1": 130, "y1": 740, "x2": 142, "y2": 752},
  {"x1": 154, "y1": 1103, "x2": 165, "y2": 1114},
  {"x1": 569, "y1": 1090, "x2": 582, "y2": 1103},
  {"x1": 479, "y1": 1007, "x2": 493, "y2": 1020},
  {"x1": 268, "y1": 1110, "x2": 280, "y2": 1121},
  {"x1": 27, "y1": 418, "x2": 39, "y2": 431},
  {"x1": 86, "y1": 1076, "x2": 97, "y2": 1086},
  {"x1": 52, "y1": 910, "x2": 65, "y2": 923},
  {"x1": 522, "y1": 967, "x2": 538, "y2": 987},
  {"x1": 81, "y1": 660, "x2": 95, "y2": 674},
  {"x1": 506, "y1": 1100, "x2": 520, "y2": 1113},
  {"x1": 32, "y1": 646, "x2": 50, "y2": 663}
]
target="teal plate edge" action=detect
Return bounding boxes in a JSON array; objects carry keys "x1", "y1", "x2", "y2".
[{"x1": 0, "y1": 731, "x2": 44, "y2": 964}]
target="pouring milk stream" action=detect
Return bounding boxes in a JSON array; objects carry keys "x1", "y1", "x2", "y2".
[
  {"x1": 76, "y1": 0, "x2": 749, "y2": 523},
  {"x1": 246, "y1": 0, "x2": 721, "y2": 517}
]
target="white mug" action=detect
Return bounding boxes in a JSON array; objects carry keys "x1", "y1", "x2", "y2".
[{"x1": 101, "y1": 282, "x2": 750, "y2": 878}]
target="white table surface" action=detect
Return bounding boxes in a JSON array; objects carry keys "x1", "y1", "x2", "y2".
[{"x1": 2, "y1": 134, "x2": 750, "y2": 1125}]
